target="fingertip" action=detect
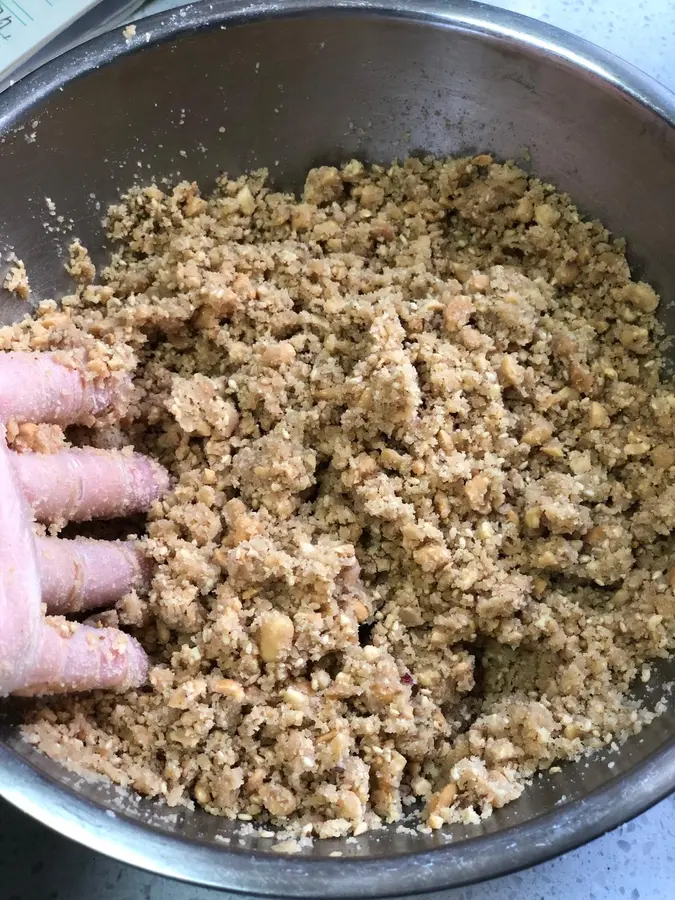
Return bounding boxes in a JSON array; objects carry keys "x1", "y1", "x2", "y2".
[
  {"x1": 15, "y1": 449, "x2": 171, "y2": 523},
  {"x1": 0, "y1": 351, "x2": 132, "y2": 426},
  {"x1": 89, "y1": 627, "x2": 149, "y2": 691},
  {"x1": 131, "y1": 455, "x2": 171, "y2": 509},
  {"x1": 23, "y1": 622, "x2": 150, "y2": 695},
  {"x1": 150, "y1": 458, "x2": 171, "y2": 499},
  {"x1": 104, "y1": 370, "x2": 134, "y2": 419},
  {"x1": 130, "y1": 542, "x2": 154, "y2": 593},
  {"x1": 113, "y1": 632, "x2": 149, "y2": 690},
  {"x1": 38, "y1": 538, "x2": 149, "y2": 614}
]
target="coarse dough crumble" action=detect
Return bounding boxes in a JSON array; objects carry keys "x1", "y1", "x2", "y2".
[{"x1": 14, "y1": 155, "x2": 675, "y2": 838}]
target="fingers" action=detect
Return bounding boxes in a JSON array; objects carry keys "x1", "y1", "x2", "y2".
[
  {"x1": 0, "y1": 426, "x2": 42, "y2": 695},
  {"x1": 0, "y1": 354, "x2": 155, "y2": 697},
  {"x1": 36, "y1": 538, "x2": 150, "y2": 614},
  {"x1": 18, "y1": 619, "x2": 148, "y2": 695},
  {"x1": 0, "y1": 351, "x2": 130, "y2": 425},
  {"x1": 0, "y1": 353, "x2": 155, "y2": 695},
  {"x1": 13, "y1": 448, "x2": 170, "y2": 523}
]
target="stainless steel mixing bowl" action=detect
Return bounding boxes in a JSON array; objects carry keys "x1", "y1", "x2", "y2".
[{"x1": 0, "y1": 1, "x2": 674, "y2": 894}]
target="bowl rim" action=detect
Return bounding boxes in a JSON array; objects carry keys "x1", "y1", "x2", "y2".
[{"x1": 1, "y1": 0, "x2": 675, "y2": 895}]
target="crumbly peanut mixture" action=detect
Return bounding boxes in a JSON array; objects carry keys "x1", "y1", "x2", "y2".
[
  {"x1": 18, "y1": 156, "x2": 675, "y2": 838},
  {"x1": 4, "y1": 258, "x2": 30, "y2": 300}
]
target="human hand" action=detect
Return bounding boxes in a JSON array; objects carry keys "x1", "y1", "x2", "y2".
[{"x1": 0, "y1": 351, "x2": 169, "y2": 696}]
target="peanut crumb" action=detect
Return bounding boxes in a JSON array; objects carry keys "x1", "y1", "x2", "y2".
[{"x1": 3, "y1": 259, "x2": 30, "y2": 300}]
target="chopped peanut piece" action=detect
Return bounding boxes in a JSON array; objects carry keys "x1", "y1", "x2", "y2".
[
  {"x1": 437, "y1": 429, "x2": 453, "y2": 452},
  {"x1": 236, "y1": 185, "x2": 256, "y2": 215},
  {"x1": 652, "y1": 445, "x2": 675, "y2": 469},
  {"x1": 194, "y1": 780, "x2": 210, "y2": 805},
  {"x1": 282, "y1": 687, "x2": 310, "y2": 710},
  {"x1": 624, "y1": 281, "x2": 659, "y2": 312},
  {"x1": 3, "y1": 258, "x2": 30, "y2": 299},
  {"x1": 618, "y1": 324, "x2": 650, "y2": 353},
  {"x1": 259, "y1": 784, "x2": 297, "y2": 817},
  {"x1": 213, "y1": 678, "x2": 246, "y2": 702},
  {"x1": 542, "y1": 386, "x2": 578, "y2": 409},
  {"x1": 624, "y1": 442, "x2": 650, "y2": 457},
  {"x1": 533, "y1": 577, "x2": 548, "y2": 598},
  {"x1": 534, "y1": 203, "x2": 560, "y2": 227},
  {"x1": 584, "y1": 525, "x2": 607, "y2": 547},
  {"x1": 258, "y1": 612, "x2": 294, "y2": 662},
  {"x1": 587, "y1": 402, "x2": 610, "y2": 429},
  {"x1": 499, "y1": 355, "x2": 524, "y2": 387},
  {"x1": 336, "y1": 790, "x2": 363, "y2": 821},
  {"x1": 443, "y1": 295, "x2": 474, "y2": 333},
  {"x1": 524, "y1": 507, "x2": 541, "y2": 529},
  {"x1": 569, "y1": 362, "x2": 594, "y2": 394},
  {"x1": 554, "y1": 261, "x2": 579, "y2": 286},
  {"x1": 464, "y1": 473, "x2": 491, "y2": 511},
  {"x1": 427, "y1": 782, "x2": 458, "y2": 815},
  {"x1": 541, "y1": 441, "x2": 564, "y2": 459},
  {"x1": 515, "y1": 197, "x2": 533, "y2": 223},
  {"x1": 466, "y1": 272, "x2": 490, "y2": 293},
  {"x1": 348, "y1": 599, "x2": 370, "y2": 623},
  {"x1": 260, "y1": 341, "x2": 296, "y2": 367},
  {"x1": 522, "y1": 418, "x2": 554, "y2": 446}
]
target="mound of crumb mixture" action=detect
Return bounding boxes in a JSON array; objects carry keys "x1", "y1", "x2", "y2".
[{"x1": 17, "y1": 155, "x2": 675, "y2": 838}]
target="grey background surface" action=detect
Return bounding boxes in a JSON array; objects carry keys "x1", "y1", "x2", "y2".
[{"x1": 2, "y1": 0, "x2": 675, "y2": 898}]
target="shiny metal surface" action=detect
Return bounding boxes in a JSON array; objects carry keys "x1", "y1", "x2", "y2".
[{"x1": 0, "y1": 1, "x2": 674, "y2": 895}]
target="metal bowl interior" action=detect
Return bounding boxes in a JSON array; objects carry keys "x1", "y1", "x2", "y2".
[{"x1": 0, "y1": 1, "x2": 674, "y2": 895}]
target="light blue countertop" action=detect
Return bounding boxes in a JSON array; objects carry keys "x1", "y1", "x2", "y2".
[{"x1": 2, "y1": 2, "x2": 674, "y2": 899}]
